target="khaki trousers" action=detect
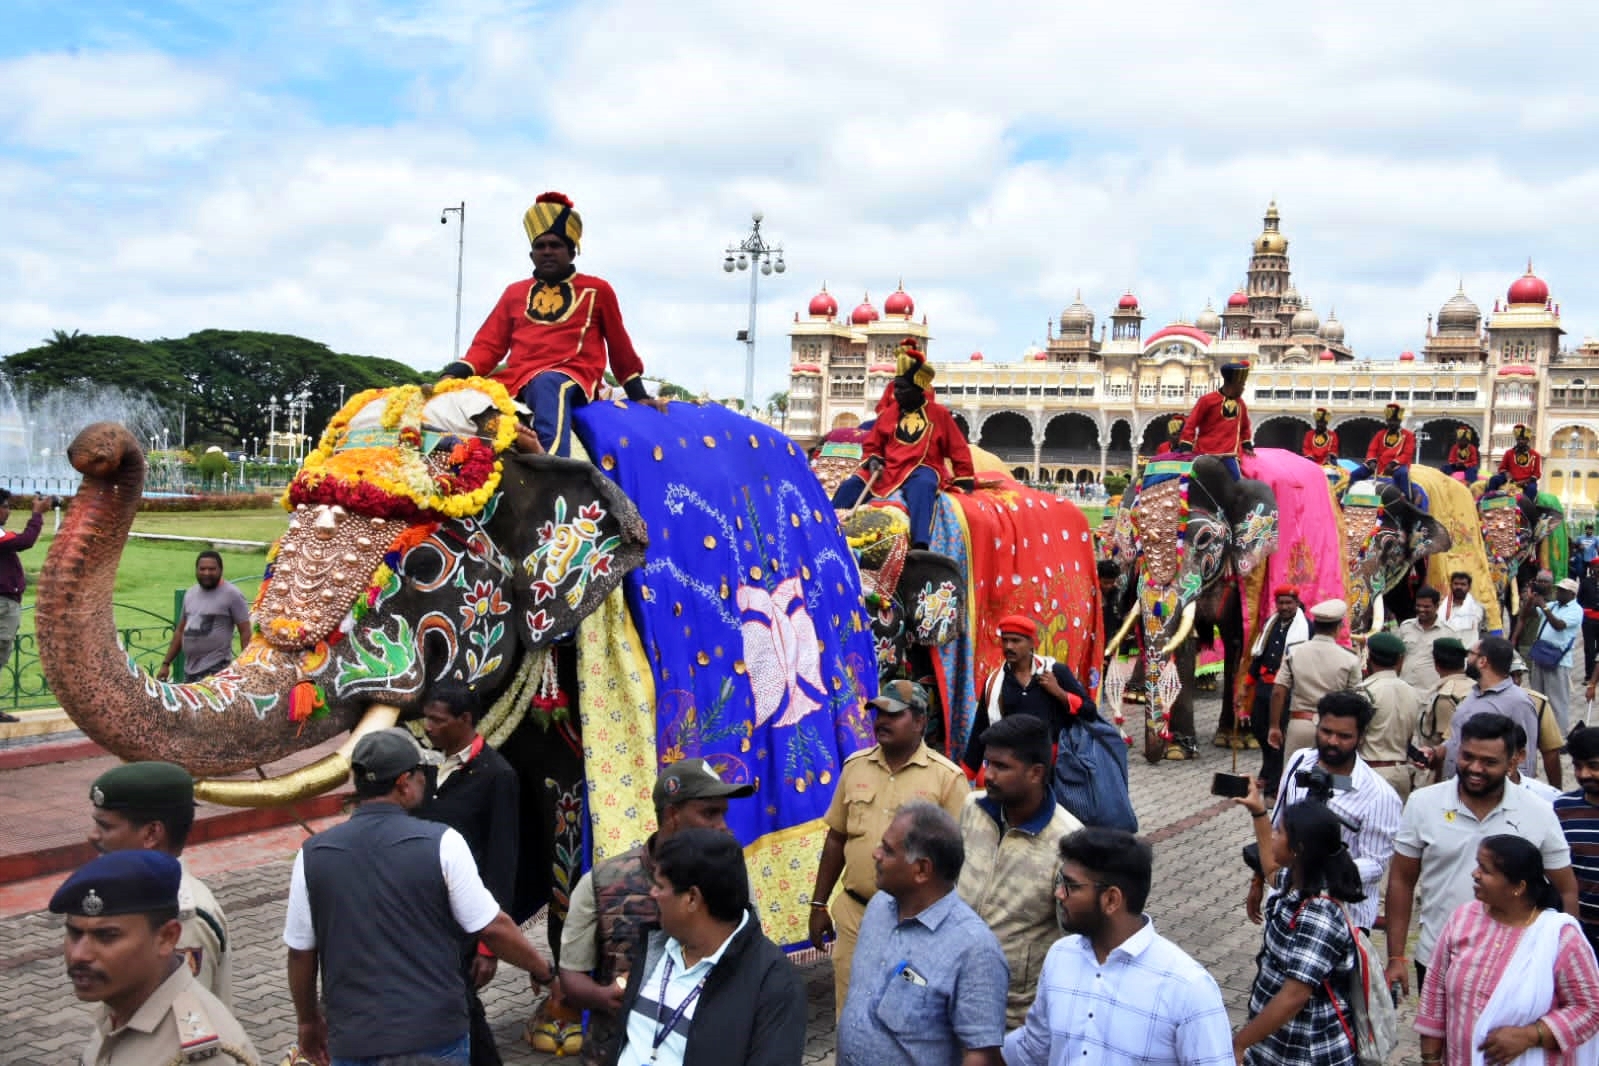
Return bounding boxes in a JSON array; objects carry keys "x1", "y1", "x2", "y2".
[
  {"x1": 1283, "y1": 717, "x2": 1317, "y2": 772},
  {"x1": 829, "y1": 890, "x2": 868, "y2": 1018}
]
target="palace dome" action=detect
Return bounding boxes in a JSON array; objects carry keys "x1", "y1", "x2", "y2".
[
  {"x1": 1437, "y1": 287, "x2": 1481, "y2": 331},
  {"x1": 1195, "y1": 301, "x2": 1221, "y2": 334},
  {"x1": 1399, "y1": 351, "x2": 1417, "y2": 362},
  {"x1": 1507, "y1": 265, "x2": 1549, "y2": 307},
  {"x1": 1117, "y1": 291, "x2": 1140, "y2": 310},
  {"x1": 1283, "y1": 344, "x2": 1310, "y2": 361},
  {"x1": 792, "y1": 363, "x2": 822, "y2": 374},
  {"x1": 850, "y1": 295, "x2": 879, "y2": 325},
  {"x1": 1320, "y1": 311, "x2": 1344, "y2": 344},
  {"x1": 1227, "y1": 289, "x2": 1249, "y2": 309},
  {"x1": 808, "y1": 286, "x2": 838, "y2": 318},
  {"x1": 1060, "y1": 292, "x2": 1095, "y2": 334},
  {"x1": 1291, "y1": 303, "x2": 1320, "y2": 334},
  {"x1": 1319, "y1": 350, "x2": 1336, "y2": 362},
  {"x1": 884, "y1": 284, "x2": 914, "y2": 317},
  {"x1": 1280, "y1": 286, "x2": 1301, "y2": 308},
  {"x1": 970, "y1": 352, "x2": 984, "y2": 361}
]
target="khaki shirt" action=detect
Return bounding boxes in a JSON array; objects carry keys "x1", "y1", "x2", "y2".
[
  {"x1": 178, "y1": 865, "x2": 231, "y2": 1009},
  {"x1": 1397, "y1": 618, "x2": 1448, "y2": 699},
  {"x1": 956, "y1": 791, "x2": 1082, "y2": 1028},
  {"x1": 1359, "y1": 669, "x2": 1423, "y2": 762},
  {"x1": 80, "y1": 962, "x2": 257, "y2": 1066},
  {"x1": 1418, "y1": 673, "x2": 1474, "y2": 746},
  {"x1": 1275, "y1": 634, "x2": 1361, "y2": 716},
  {"x1": 824, "y1": 741, "x2": 968, "y2": 899}
]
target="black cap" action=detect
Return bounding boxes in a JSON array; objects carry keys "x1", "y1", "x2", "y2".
[
  {"x1": 350, "y1": 728, "x2": 425, "y2": 783},
  {"x1": 49, "y1": 851, "x2": 181, "y2": 917},
  {"x1": 652, "y1": 758, "x2": 755, "y2": 807},
  {"x1": 90, "y1": 762, "x2": 194, "y2": 811}
]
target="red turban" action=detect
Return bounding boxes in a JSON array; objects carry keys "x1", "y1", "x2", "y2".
[
  {"x1": 1273, "y1": 584, "x2": 1299, "y2": 600},
  {"x1": 997, "y1": 615, "x2": 1038, "y2": 641}
]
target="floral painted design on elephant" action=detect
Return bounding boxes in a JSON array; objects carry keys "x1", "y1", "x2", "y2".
[
  {"x1": 916, "y1": 579, "x2": 960, "y2": 645},
  {"x1": 524, "y1": 498, "x2": 621, "y2": 610}
]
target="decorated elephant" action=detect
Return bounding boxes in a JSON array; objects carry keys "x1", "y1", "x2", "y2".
[
  {"x1": 1479, "y1": 488, "x2": 1566, "y2": 619},
  {"x1": 40, "y1": 381, "x2": 877, "y2": 961},
  {"x1": 839, "y1": 506, "x2": 966, "y2": 688}
]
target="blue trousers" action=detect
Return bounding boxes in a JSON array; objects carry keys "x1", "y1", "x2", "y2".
[
  {"x1": 1486, "y1": 473, "x2": 1538, "y2": 498},
  {"x1": 833, "y1": 466, "x2": 940, "y2": 546},
  {"x1": 1443, "y1": 463, "x2": 1479, "y2": 485},
  {"x1": 518, "y1": 372, "x2": 588, "y2": 458}
]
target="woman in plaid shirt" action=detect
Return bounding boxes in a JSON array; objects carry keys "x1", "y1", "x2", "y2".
[{"x1": 1232, "y1": 790, "x2": 1360, "y2": 1066}]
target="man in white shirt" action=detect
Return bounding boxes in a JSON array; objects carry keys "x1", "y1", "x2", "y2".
[
  {"x1": 1005, "y1": 828, "x2": 1233, "y2": 1066},
  {"x1": 1529, "y1": 577, "x2": 1583, "y2": 733},
  {"x1": 1440, "y1": 571, "x2": 1485, "y2": 642}
]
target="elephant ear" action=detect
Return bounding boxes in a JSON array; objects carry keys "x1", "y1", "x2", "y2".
[
  {"x1": 898, "y1": 549, "x2": 965, "y2": 646},
  {"x1": 1188, "y1": 457, "x2": 1278, "y2": 576},
  {"x1": 1383, "y1": 487, "x2": 1453, "y2": 557},
  {"x1": 491, "y1": 453, "x2": 649, "y2": 647}
]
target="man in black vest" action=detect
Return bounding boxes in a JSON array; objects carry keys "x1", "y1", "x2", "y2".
[
  {"x1": 284, "y1": 728, "x2": 555, "y2": 1066},
  {"x1": 415, "y1": 684, "x2": 521, "y2": 1066}
]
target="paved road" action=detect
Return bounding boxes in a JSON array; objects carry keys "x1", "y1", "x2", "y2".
[{"x1": 1, "y1": 697, "x2": 1433, "y2": 1065}]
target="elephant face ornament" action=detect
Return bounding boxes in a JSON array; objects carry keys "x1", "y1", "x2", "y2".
[{"x1": 1342, "y1": 483, "x2": 1451, "y2": 637}]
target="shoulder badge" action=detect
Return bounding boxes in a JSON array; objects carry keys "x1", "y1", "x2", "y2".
[{"x1": 172, "y1": 989, "x2": 221, "y2": 1062}]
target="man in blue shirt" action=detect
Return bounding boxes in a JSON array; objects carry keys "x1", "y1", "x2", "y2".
[{"x1": 838, "y1": 802, "x2": 1008, "y2": 1066}]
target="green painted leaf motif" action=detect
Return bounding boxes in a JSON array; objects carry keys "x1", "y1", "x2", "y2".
[{"x1": 247, "y1": 692, "x2": 279, "y2": 721}]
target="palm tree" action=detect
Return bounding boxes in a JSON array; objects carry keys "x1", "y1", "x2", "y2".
[
  {"x1": 43, "y1": 329, "x2": 87, "y2": 353},
  {"x1": 766, "y1": 390, "x2": 790, "y2": 431}
]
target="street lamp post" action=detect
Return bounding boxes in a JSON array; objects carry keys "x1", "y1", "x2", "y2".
[
  {"x1": 267, "y1": 395, "x2": 281, "y2": 464},
  {"x1": 721, "y1": 211, "x2": 786, "y2": 413},
  {"x1": 441, "y1": 202, "x2": 466, "y2": 362}
]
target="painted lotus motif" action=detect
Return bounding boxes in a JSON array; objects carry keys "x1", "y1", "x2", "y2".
[{"x1": 737, "y1": 576, "x2": 826, "y2": 729}]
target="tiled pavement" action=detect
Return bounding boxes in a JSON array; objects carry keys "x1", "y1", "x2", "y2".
[{"x1": 1, "y1": 697, "x2": 1453, "y2": 1065}]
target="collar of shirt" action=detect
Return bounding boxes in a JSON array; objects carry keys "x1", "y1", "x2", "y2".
[
  {"x1": 1445, "y1": 781, "x2": 1520, "y2": 822},
  {"x1": 890, "y1": 887, "x2": 963, "y2": 932},
  {"x1": 866, "y1": 740, "x2": 933, "y2": 770},
  {"x1": 1067, "y1": 914, "x2": 1158, "y2": 965},
  {"x1": 1400, "y1": 619, "x2": 1443, "y2": 634},
  {"x1": 1475, "y1": 678, "x2": 1516, "y2": 698},
  {"x1": 99, "y1": 962, "x2": 189, "y2": 1037},
  {"x1": 437, "y1": 734, "x2": 485, "y2": 784},
  {"x1": 1005, "y1": 655, "x2": 1050, "y2": 683},
  {"x1": 663, "y1": 909, "x2": 749, "y2": 976},
  {"x1": 974, "y1": 786, "x2": 1060, "y2": 836}
]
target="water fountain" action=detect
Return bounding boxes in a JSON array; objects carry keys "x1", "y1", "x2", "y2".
[{"x1": 0, "y1": 379, "x2": 171, "y2": 497}]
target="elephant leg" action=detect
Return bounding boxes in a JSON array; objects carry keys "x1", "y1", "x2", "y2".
[{"x1": 1164, "y1": 640, "x2": 1198, "y2": 759}]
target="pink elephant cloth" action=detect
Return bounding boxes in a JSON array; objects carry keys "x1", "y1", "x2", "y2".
[{"x1": 1238, "y1": 449, "x2": 1348, "y2": 655}]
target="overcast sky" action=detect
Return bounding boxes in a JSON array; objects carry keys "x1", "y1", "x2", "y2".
[{"x1": 5, "y1": 1, "x2": 1597, "y2": 403}]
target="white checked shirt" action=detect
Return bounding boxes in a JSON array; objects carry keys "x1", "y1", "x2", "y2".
[
  {"x1": 1003, "y1": 918, "x2": 1233, "y2": 1066},
  {"x1": 1272, "y1": 749, "x2": 1403, "y2": 931}
]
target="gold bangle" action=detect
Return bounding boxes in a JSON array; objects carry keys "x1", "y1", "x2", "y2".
[{"x1": 1535, "y1": 1020, "x2": 1550, "y2": 1048}]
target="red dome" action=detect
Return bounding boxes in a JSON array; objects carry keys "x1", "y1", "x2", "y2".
[
  {"x1": 969, "y1": 352, "x2": 984, "y2": 361},
  {"x1": 850, "y1": 295, "x2": 879, "y2": 325},
  {"x1": 808, "y1": 288, "x2": 838, "y2": 317},
  {"x1": 1226, "y1": 290, "x2": 1249, "y2": 309},
  {"x1": 884, "y1": 286, "x2": 914, "y2": 316},
  {"x1": 1318, "y1": 350, "x2": 1335, "y2": 362},
  {"x1": 1031, "y1": 351, "x2": 1049, "y2": 361},
  {"x1": 1399, "y1": 351, "x2": 1416, "y2": 361},
  {"x1": 1117, "y1": 292, "x2": 1140, "y2": 310},
  {"x1": 791, "y1": 363, "x2": 822, "y2": 374},
  {"x1": 1507, "y1": 267, "x2": 1549, "y2": 306}
]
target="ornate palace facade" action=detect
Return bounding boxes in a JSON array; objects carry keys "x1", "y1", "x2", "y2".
[{"x1": 786, "y1": 204, "x2": 1599, "y2": 513}]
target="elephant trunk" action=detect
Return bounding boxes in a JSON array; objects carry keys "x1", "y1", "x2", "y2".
[{"x1": 38, "y1": 423, "x2": 346, "y2": 777}]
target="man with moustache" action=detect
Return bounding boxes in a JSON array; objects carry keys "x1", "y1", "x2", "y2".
[
  {"x1": 1245, "y1": 586, "x2": 1307, "y2": 796},
  {"x1": 54, "y1": 850, "x2": 257, "y2": 1066},
  {"x1": 1554, "y1": 724, "x2": 1599, "y2": 953},
  {"x1": 1384, "y1": 712, "x2": 1579, "y2": 996},
  {"x1": 1440, "y1": 571, "x2": 1485, "y2": 643},
  {"x1": 1443, "y1": 636, "x2": 1552, "y2": 784},
  {"x1": 1396, "y1": 586, "x2": 1448, "y2": 700},
  {"x1": 956, "y1": 715, "x2": 1082, "y2": 1027},
  {"x1": 1360, "y1": 402, "x2": 1417, "y2": 499},
  {"x1": 156, "y1": 551, "x2": 251, "y2": 683},
  {"x1": 1174, "y1": 362, "x2": 1254, "y2": 479},
  {"x1": 1005, "y1": 828, "x2": 1233, "y2": 1066},
  {"x1": 810, "y1": 680, "x2": 968, "y2": 1014},
  {"x1": 444, "y1": 192, "x2": 653, "y2": 457},
  {"x1": 1268, "y1": 598, "x2": 1361, "y2": 763},
  {"x1": 963, "y1": 615, "x2": 1096, "y2": 772}
]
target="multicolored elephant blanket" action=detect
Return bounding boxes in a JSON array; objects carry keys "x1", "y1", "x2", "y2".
[
  {"x1": 574, "y1": 401, "x2": 877, "y2": 948},
  {"x1": 929, "y1": 478, "x2": 1101, "y2": 762},
  {"x1": 1411, "y1": 464, "x2": 1504, "y2": 636}
]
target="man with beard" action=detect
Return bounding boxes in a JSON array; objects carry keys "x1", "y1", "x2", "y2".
[
  {"x1": 1300, "y1": 408, "x2": 1339, "y2": 466},
  {"x1": 1246, "y1": 586, "x2": 1307, "y2": 797},
  {"x1": 810, "y1": 680, "x2": 968, "y2": 1015},
  {"x1": 1440, "y1": 570, "x2": 1485, "y2": 643},
  {"x1": 54, "y1": 850, "x2": 258, "y2": 1066},
  {"x1": 1396, "y1": 585, "x2": 1448, "y2": 700},
  {"x1": 443, "y1": 192, "x2": 653, "y2": 457},
  {"x1": 1554, "y1": 724, "x2": 1599, "y2": 953},
  {"x1": 1413, "y1": 637, "x2": 1472, "y2": 777},
  {"x1": 1005, "y1": 828, "x2": 1232, "y2": 1066},
  {"x1": 1246, "y1": 691, "x2": 1401, "y2": 932},
  {"x1": 956, "y1": 716, "x2": 1082, "y2": 1027},
  {"x1": 1384, "y1": 712, "x2": 1578, "y2": 996},
  {"x1": 85, "y1": 761, "x2": 231, "y2": 1006},
  {"x1": 1175, "y1": 362, "x2": 1254, "y2": 479},
  {"x1": 1361, "y1": 402, "x2": 1417, "y2": 498},
  {"x1": 1444, "y1": 636, "x2": 1552, "y2": 784},
  {"x1": 156, "y1": 551, "x2": 250, "y2": 683},
  {"x1": 963, "y1": 615, "x2": 1096, "y2": 772},
  {"x1": 831, "y1": 338, "x2": 975, "y2": 549}
]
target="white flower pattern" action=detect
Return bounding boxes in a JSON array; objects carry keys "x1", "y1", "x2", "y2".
[{"x1": 737, "y1": 576, "x2": 826, "y2": 729}]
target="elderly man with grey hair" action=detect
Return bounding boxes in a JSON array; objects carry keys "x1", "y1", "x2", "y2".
[{"x1": 838, "y1": 802, "x2": 1009, "y2": 1066}]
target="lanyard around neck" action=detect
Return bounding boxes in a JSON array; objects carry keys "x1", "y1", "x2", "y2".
[{"x1": 650, "y1": 956, "x2": 711, "y2": 1061}]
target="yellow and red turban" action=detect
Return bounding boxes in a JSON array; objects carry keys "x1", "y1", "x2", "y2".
[
  {"x1": 895, "y1": 337, "x2": 934, "y2": 390},
  {"x1": 523, "y1": 191, "x2": 582, "y2": 252}
]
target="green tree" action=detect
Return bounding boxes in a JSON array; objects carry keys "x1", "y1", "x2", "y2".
[{"x1": 195, "y1": 449, "x2": 230, "y2": 488}]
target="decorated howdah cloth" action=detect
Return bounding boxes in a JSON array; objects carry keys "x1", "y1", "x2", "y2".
[
  {"x1": 928, "y1": 478, "x2": 1101, "y2": 761},
  {"x1": 1237, "y1": 449, "x2": 1348, "y2": 652},
  {"x1": 573, "y1": 401, "x2": 878, "y2": 858}
]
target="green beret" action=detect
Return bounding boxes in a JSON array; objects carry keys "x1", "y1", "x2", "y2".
[
  {"x1": 50, "y1": 851, "x2": 181, "y2": 917},
  {"x1": 1366, "y1": 632, "x2": 1405, "y2": 660},
  {"x1": 1432, "y1": 637, "x2": 1467, "y2": 655},
  {"x1": 90, "y1": 761, "x2": 194, "y2": 811}
]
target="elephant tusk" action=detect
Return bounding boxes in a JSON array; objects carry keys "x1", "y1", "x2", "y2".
[
  {"x1": 1160, "y1": 602, "x2": 1198, "y2": 657},
  {"x1": 193, "y1": 703, "x2": 402, "y2": 808},
  {"x1": 1509, "y1": 580, "x2": 1519, "y2": 619},
  {"x1": 1103, "y1": 610, "x2": 1138, "y2": 660}
]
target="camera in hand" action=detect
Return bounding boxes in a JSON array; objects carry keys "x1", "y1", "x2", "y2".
[{"x1": 1293, "y1": 765, "x2": 1352, "y2": 803}]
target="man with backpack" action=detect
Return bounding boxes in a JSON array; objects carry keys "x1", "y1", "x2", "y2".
[{"x1": 962, "y1": 616, "x2": 1096, "y2": 772}]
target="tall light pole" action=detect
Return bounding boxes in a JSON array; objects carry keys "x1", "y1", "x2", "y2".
[
  {"x1": 441, "y1": 202, "x2": 466, "y2": 361},
  {"x1": 267, "y1": 395, "x2": 281, "y2": 464},
  {"x1": 722, "y1": 211, "x2": 786, "y2": 413}
]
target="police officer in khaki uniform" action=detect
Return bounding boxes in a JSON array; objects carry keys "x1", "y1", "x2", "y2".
[
  {"x1": 55, "y1": 849, "x2": 258, "y2": 1066},
  {"x1": 808, "y1": 679, "x2": 968, "y2": 1014},
  {"x1": 1269, "y1": 599, "x2": 1362, "y2": 763},
  {"x1": 1358, "y1": 631, "x2": 1424, "y2": 800},
  {"x1": 86, "y1": 763, "x2": 231, "y2": 1007}
]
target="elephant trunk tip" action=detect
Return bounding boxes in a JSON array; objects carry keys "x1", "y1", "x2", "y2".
[{"x1": 68, "y1": 423, "x2": 140, "y2": 481}]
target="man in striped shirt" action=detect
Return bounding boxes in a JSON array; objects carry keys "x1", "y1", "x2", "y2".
[{"x1": 1555, "y1": 723, "x2": 1599, "y2": 954}]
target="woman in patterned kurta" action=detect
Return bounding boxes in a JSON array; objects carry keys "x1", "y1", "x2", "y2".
[
  {"x1": 1232, "y1": 796, "x2": 1360, "y2": 1066},
  {"x1": 1416, "y1": 835, "x2": 1599, "y2": 1066}
]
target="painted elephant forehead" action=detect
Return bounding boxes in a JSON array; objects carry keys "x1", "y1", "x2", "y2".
[
  {"x1": 254, "y1": 508, "x2": 398, "y2": 650},
  {"x1": 571, "y1": 400, "x2": 877, "y2": 851}
]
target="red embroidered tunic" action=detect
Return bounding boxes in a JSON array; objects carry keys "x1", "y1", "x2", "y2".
[
  {"x1": 1302, "y1": 429, "x2": 1340, "y2": 465},
  {"x1": 860, "y1": 394, "x2": 975, "y2": 495},
  {"x1": 1366, "y1": 428, "x2": 1416, "y2": 472},
  {"x1": 460, "y1": 272, "x2": 644, "y2": 400},
  {"x1": 1447, "y1": 442, "x2": 1480, "y2": 468},
  {"x1": 1178, "y1": 391, "x2": 1253, "y2": 457},
  {"x1": 1499, "y1": 447, "x2": 1543, "y2": 483}
]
